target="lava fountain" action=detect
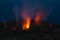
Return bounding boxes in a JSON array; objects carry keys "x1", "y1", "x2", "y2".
[
  {"x1": 21, "y1": 9, "x2": 31, "y2": 30},
  {"x1": 22, "y1": 17, "x2": 31, "y2": 30}
]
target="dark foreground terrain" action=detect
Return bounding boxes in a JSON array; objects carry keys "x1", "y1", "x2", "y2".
[{"x1": 0, "y1": 21, "x2": 60, "y2": 40}]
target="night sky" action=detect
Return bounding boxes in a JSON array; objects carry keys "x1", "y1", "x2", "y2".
[{"x1": 0, "y1": 0, "x2": 60, "y2": 25}]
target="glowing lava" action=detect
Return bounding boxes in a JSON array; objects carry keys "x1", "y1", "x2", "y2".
[{"x1": 22, "y1": 17, "x2": 31, "y2": 30}]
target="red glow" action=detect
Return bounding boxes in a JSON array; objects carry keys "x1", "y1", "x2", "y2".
[{"x1": 35, "y1": 11, "x2": 44, "y2": 25}]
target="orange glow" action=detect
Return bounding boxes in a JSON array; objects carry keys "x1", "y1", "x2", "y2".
[
  {"x1": 21, "y1": 8, "x2": 31, "y2": 30},
  {"x1": 22, "y1": 17, "x2": 31, "y2": 30}
]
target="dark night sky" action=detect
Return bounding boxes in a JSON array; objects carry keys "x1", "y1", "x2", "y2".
[{"x1": 0, "y1": 0, "x2": 60, "y2": 25}]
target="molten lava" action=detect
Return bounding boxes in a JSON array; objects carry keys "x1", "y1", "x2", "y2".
[
  {"x1": 22, "y1": 17, "x2": 31, "y2": 30},
  {"x1": 21, "y1": 8, "x2": 31, "y2": 30}
]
